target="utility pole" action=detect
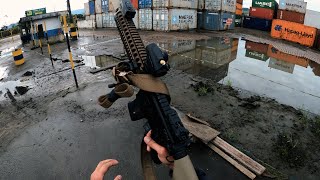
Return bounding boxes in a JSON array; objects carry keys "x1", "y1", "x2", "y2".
[{"x1": 67, "y1": 0, "x2": 78, "y2": 40}]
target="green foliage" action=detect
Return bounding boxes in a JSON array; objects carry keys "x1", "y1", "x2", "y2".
[
  {"x1": 227, "y1": 79, "x2": 232, "y2": 87},
  {"x1": 192, "y1": 82, "x2": 213, "y2": 96},
  {"x1": 310, "y1": 116, "x2": 320, "y2": 137}
]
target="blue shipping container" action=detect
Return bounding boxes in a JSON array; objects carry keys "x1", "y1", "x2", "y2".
[
  {"x1": 203, "y1": 11, "x2": 235, "y2": 31},
  {"x1": 242, "y1": 16, "x2": 272, "y2": 31},
  {"x1": 197, "y1": 11, "x2": 204, "y2": 29},
  {"x1": 89, "y1": 1, "x2": 95, "y2": 15},
  {"x1": 139, "y1": 0, "x2": 152, "y2": 9}
]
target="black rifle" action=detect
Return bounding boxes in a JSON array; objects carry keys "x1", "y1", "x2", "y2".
[{"x1": 103, "y1": 0, "x2": 194, "y2": 168}]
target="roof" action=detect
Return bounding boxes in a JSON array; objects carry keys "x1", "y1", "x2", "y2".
[{"x1": 19, "y1": 11, "x2": 68, "y2": 23}]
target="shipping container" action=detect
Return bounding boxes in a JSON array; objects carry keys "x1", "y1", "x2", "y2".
[
  {"x1": 85, "y1": 2, "x2": 90, "y2": 16},
  {"x1": 198, "y1": 0, "x2": 205, "y2": 9},
  {"x1": 158, "y1": 40, "x2": 196, "y2": 55},
  {"x1": 249, "y1": 7, "x2": 274, "y2": 20},
  {"x1": 89, "y1": 1, "x2": 95, "y2": 15},
  {"x1": 103, "y1": 12, "x2": 117, "y2": 27},
  {"x1": 245, "y1": 41, "x2": 269, "y2": 54},
  {"x1": 197, "y1": 11, "x2": 204, "y2": 29},
  {"x1": 200, "y1": 47, "x2": 232, "y2": 65},
  {"x1": 203, "y1": 11, "x2": 235, "y2": 31},
  {"x1": 271, "y1": 19, "x2": 316, "y2": 47},
  {"x1": 242, "y1": 8, "x2": 249, "y2": 16},
  {"x1": 268, "y1": 58, "x2": 295, "y2": 74},
  {"x1": 235, "y1": 15, "x2": 242, "y2": 27},
  {"x1": 304, "y1": 10, "x2": 320, "y2": 29},
  {"x1": 277, "y1": 9, "x2": 304, "y2": 24},
  {"x1": 236, "y1": 3, "x2": 242, "y2": 10},
  {"x1": 95, "y1": 0, "x2": 102, "y2": 14},
  {"x1": 102, "y1": 0, "x2": 109, "y2": 13},
  {"x1": 243, "y1": 16, "x2": 272, "y2": 31},
  {"x1": 236, "y1": 9, "x2": 242, "y2": 15},
  {"x1": 139, "y1": 9, "x2": 152, "y2": 30},
  {"x1": 90, "y1": 15, "x2": 96, "y2": 20},
  {"x1": 315, "y1": 29, "x2": 320, "y2": 50},
  {"x1": 279, "y1": 0, "x2": 307, "y2": 14},
  {"x1": 236, "y1": 0, "x2": 243, "y2": 4},
  {"x1": 153, "y1": 0, "x2": 198, "y2": 9},
  {"x1": 153, "y1": 9, "x2": 197, "y2": 31},
  {"x1": 197, "y1": 37, "x2": 233, "y2": 50},
  {"x1": 230, "y1": 49, "x2": 237, "y2": 61},
  {"x1": 205, "y1": 0, "x2": 236, "y2": 13},
  {"x1": 131, "y1": 0, "x2": 139, "y2": 9},
  {"x1": 245, "y1": 50, "x2": 269, "y2": 61},
  {"x1": 96, "y1": 13, "x2": 103, "y2": 28},
  {"x1": 85, "y1": 15, "x2": 91, "y2": 21},
  {"x1": 267, "y1": 45, "x2": 309, "y2": 67},
  {"x1": 252, "y1": 0, "x2": 276, "y2": 10},
  {"x1": 309, "y1": 61, "x2": 320, "y2": 76},
  {"x1": 139, "y1": 0, "x2": 152, "y2": 9},
  {"x1": 109, "y1": 0, "x2": 120, "y2": 12}
]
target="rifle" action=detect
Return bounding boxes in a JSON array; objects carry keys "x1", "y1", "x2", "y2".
[{"x1": 98, "y1": 1, "x2": 198, "y2": 179}]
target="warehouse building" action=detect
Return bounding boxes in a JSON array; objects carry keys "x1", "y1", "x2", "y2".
[{"x1": 19, "y1": 10, "x2": 68, "y2": 45}]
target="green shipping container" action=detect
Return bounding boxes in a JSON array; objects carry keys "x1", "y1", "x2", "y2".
[
  {"x1": 252, "y1": 0, "x2": 276, "y2": 10},
  {"x1": 245, "y1": 50, "x2": 269, "y2": 61}
]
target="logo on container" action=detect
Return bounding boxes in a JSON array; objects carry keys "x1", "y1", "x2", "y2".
[
  {"x1": 274, "y1": 25, "x2": 282, "y2": 31},
  {"x1": 255, "y1": 1, "x2": 272, "y2": 8}
]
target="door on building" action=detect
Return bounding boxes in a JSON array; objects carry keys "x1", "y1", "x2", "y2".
[{"x1": 37, "y1": 24, "x2": 44, "y2": 38}]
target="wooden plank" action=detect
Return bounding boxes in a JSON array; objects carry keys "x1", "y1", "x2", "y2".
[
  {"x1": 207, "y1": 143, "x2": 256, "y2": 180},
  {"x1": 89, "y1": 64, "x2": 117, "y2": 74},
  {"x1": 212, "y1": 137, "x2": 266, "y2": 175}
]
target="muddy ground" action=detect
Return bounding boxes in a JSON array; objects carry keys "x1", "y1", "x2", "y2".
[{"x1": 0, "y1": 28, "x2": 319, "y2": 179}]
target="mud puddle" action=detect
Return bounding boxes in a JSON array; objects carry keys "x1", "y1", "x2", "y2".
[
  {"x1": 81, "y1": 55, "x2": 119, "y2": 69},
  {"x1": 163, "y1": 37, "x2": 320, "y2": 115}
]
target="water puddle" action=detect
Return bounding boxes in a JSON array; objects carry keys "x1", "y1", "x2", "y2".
[
  {"x1": 0, "y1": 78, "x2": 33, "y2": 101},
  {"x1": 0, "y1": 66, "x2": 8, "y2": 80},
  {"x1": 81, "y1": 55, "x2": 119, "y2": 69},
  {"x1": 163, "y1": 37, "x2": 320, "y2": 115}
]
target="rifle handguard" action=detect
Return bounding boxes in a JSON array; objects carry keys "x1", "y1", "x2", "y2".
[{"x1": 98, "y1": 83, "x2": 134, "y2": 108}]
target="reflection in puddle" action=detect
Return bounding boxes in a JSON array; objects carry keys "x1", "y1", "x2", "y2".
[
  {"x1": 0, "y1": 79, "x2": 32, "y2": 101},
  {"x1": 0, "y1": 66, "x2": 8, "y2": 80},
  {"x1": 82, "y1": 55, "x2": 119, "y2": 68},
  {"x1": 164, "y1": 37, "x2": 320, "y2": 115}
]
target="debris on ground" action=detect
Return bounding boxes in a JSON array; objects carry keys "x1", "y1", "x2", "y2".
[{"x1": 22, "y1": 71, "x2": 33, "y2": 77}]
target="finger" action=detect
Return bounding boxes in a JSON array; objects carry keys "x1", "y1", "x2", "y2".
[
  {"x1": 147, "y1": 145, "x2": 151, "y2": 152},
  {"x1": 114, "y1": 175, "x2": 122, "y2": 180},
  {"x1": 144, "y1": 136, "x2": 166, "y2": 155},
  {"x1": 98, "y1": 159, "x2": 119, "y2": 175},
  {"x1": 146, "y1": 130, "x2": 152, "y2": 137},
  {"x1": 96, "y1": 159, "x2": 113, "y2": 170}
]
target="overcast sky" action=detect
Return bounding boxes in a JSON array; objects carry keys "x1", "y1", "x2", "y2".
[{"x1": 0, "y1": 0, "x2": 319, "y2": 27}]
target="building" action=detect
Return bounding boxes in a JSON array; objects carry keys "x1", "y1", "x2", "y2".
[{"x1": 19, "y1": 11, "x2": 68, "y2": 45}]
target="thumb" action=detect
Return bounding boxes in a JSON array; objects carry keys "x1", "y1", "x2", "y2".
[{"x1": 114, "y1": 175, "x2": 122, "y2": 180}]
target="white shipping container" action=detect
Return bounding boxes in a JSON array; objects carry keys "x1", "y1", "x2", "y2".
[
  {"x1": 95, "y1": 0, "x2": 102, "y2": 14},
  {"x1": 153, "y1": 0, "x2": 198, "y2": 9},
  {"x1": 139, "y1": 9, "x2": 153, "y2": 30},
  {"x1": 77, "y1": 20, "x2": 96, "y2": 29},
  {"x1": 153, "y1": 9, "x2": 197, "y2": 31},
  {"x1": 198, "y1": 0, "x2": 205, "y2": 9},
  {"x1": 85, "y1": 15, "x2": 91, "y2": 21},
  {"x1": 279, "y1": 0, "x2": 307, "y2": 14},
  {"x1": 205, "y1": 0, "x2": 236, "y2": 13},
  {"x1": 96, "y1": 13, "x2": 103, "y2": 28},
  {"x1": 268, "y1": 58, "x2": 295, "y2": 74},
  {"x1": 201, "y1": 47, "x2": 232, "y2": 65},
  {"x1": 90, "y1": 15, "x2": 96, "y2": 20},
  {"x1": 157, "y1": 40, "x2": 196, "y2": 55},
  {"x1": 304, "y1": 9, "x2": 320, "y2": 29},
  {"x1": 103, "y1": 12, "x2": 117, "y2": 27},
  {"x1": 85, "y1": 2, "x2": 90, "y2": 16},
  {"x1": 109, "y1": 0, "x2": 121, "y2": 12}
]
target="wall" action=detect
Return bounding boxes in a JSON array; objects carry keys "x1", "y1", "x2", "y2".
[{"x1": 33, "y1": 17, "x2": 61, "y2": 31}]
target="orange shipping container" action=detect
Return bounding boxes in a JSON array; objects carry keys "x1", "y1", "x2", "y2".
[
  {"x1": 130, "y1": 0, "x2": 138, "y2": 9},
  {"x1": 271, "y1": 19, "x2": 317, "y2": 47},
  {"x1": 236, "y1": 9, "x2": 242, "y2": 15},
  {"x1": 236, "y1": 3, "x2": 242, "y2": 10},
  {"x1": 267, "y1": 45, "x2": 309, "y2": 67}
]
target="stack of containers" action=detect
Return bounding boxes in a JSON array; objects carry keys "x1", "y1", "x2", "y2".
[
  {"x1": 201, "y1": 0, "x2": 237, "y2": 31},
  {"x1": 245, "y1": 41, "x2": 270, "y2": 61},
  {"x1": 152, "y1": 0, "x2": 198, "y2": 31},
  {"x1": 138, "y1": 0, "x2": 153, "y2": 30},
  {"x1": 197, "y1": 0, "x2": 204, "y2": 29},
  {"x1": 243, "y1": 0, "x2": 278, "y2": 31},
  {"x1": 271, "y1": 0, "x2": 317, "y2": 47},
  {"x1": 235, "y1": 0, "x2": 243, "y2": 27}
]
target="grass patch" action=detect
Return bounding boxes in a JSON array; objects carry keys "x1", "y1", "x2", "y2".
[
  {"x1": 310, "y1": 116, "x2": 320, "y2": 138},
  {"x1": 273, "y1": 133, "x2": 307, "y2": 168},
  {"x1": 192, "y1": 82, "x2": 213, "y2": 96}
]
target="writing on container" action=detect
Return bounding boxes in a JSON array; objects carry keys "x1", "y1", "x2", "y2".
[
  {"x1": 254, "y1": 1, "x2": 272, "y2": 8},
  {"x1": 284, "y1": 28, "x2": 314, "y2": 38}
]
